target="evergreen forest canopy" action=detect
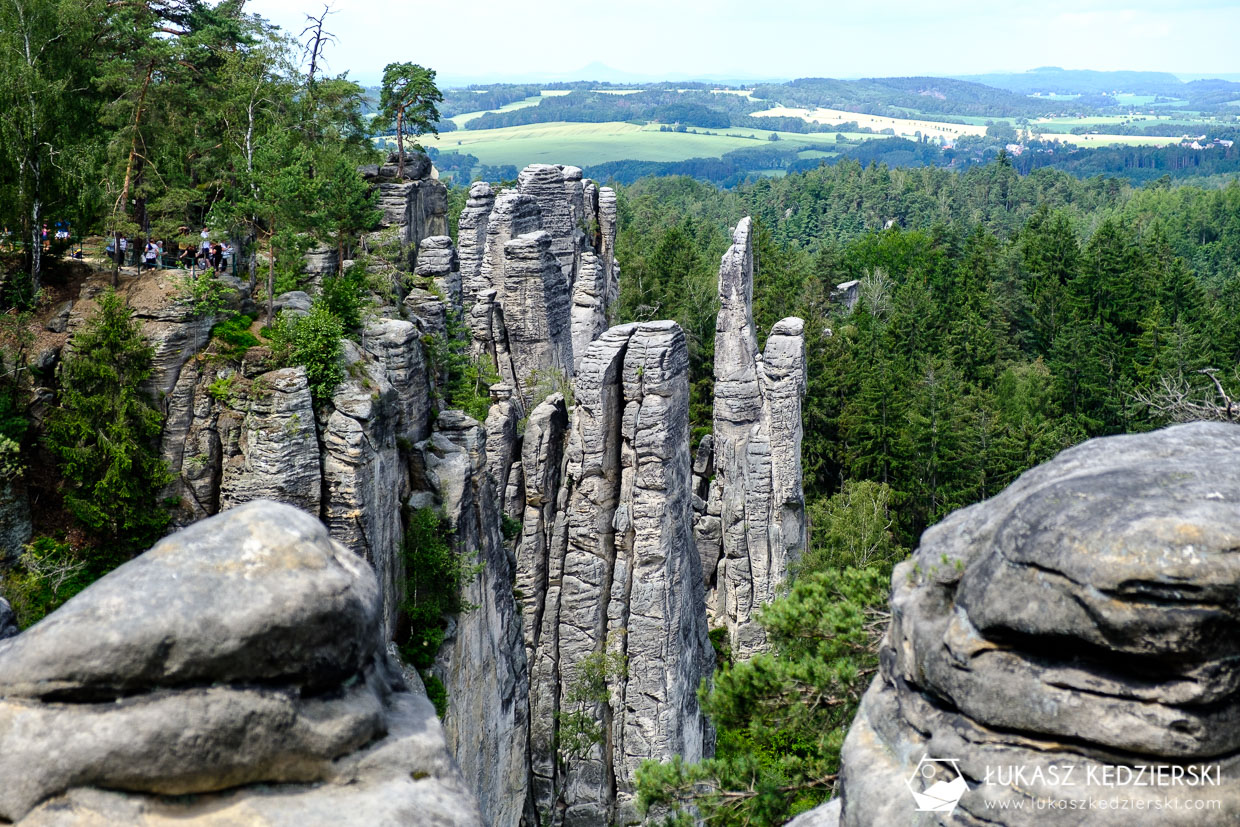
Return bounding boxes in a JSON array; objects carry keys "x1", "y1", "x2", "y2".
[
  {"x1": 612, "y1": 159, "x2": 1240, "y2": 824},
  {"x1": 609, "y1": 159, "x2": 1240, "y2": 547}
]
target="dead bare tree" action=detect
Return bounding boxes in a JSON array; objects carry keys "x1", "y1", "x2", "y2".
[
  {"x1": 1131, "y1": 368, "x2": 1239, "y2": 423},
  {"x1": 299, "y1": 4, "x2": 337, "y2": 89}
]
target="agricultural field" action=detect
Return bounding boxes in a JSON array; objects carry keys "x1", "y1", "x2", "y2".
[
  {"x1": 750, "y1": 105, "x2": 988, "y2": 140},
  {"x1": 417, "y1": 121, "x2": 868, "y2": 169},
  {"x1": 751, "y1": 105, "x2": 1198, "y2": 147},
  {"x1": 447, "y1": 90, "x2": 571, "y2": 128}
]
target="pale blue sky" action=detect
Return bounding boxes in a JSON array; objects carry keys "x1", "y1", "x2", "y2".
[{"x1": 245, "y1": 0, "x2": 1240, "y2": 85}]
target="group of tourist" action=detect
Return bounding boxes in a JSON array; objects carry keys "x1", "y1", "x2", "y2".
[{"x1": 105, "y1": 228, "x2": 234, "y2": 275}]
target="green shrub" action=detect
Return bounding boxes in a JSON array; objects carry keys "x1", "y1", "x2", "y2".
[
  {"x1": 422, "y1": 672, "x2": 449, "y2": 719},
  {"x1": 421, "y1": 310, "x2": 498, "y2": 422},
  {"x1": 44, "y1": 289, "x2": 171, "y2": 550},
  {"x1": 636, "y1": 566, "x2": 890, "y2": 826},
  {"x1": 399, "y1": 507, "x2": 483, "y2": 673},
  {"x1": 211, "y1": 314, "x2": 259, "y2": 357},
  {"x1": 501, "y1": 514, "x2": 522, "y2": 542},
  {"x1": 266, "y1": 302, "x2": 345, "y2": 404},
  {"x1": 206, "y1": 373, "x2": 238, "y2": 403},
  {"x1": 319, "y1": 262, "x2": 368, "y2": 331},
  {"x1": 173, "y1": 272, "x2": 236, "y2": 318},
  {"x1": 3, "y1": 536, "x2": 128, "y2": 628}
]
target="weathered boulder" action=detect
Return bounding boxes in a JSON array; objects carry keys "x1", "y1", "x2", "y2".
[
  {"x1": 274, "y1": 290, "x2": 314, "y2": 316},
  {"x1": 0, "y1": 501, "x2": 483, "y2": 826},
  {"x1": 837, "y1": 422, "x2": 1240, "y2": 826},
  {"x1": 703, "y1": 218, "x2": 807, "y2": 656}
]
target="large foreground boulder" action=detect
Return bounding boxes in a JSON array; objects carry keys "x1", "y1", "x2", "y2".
[
  {"x1": 0, "y1": 501, "x2": 483, "y2": 826},
  {"x1": 833, "y1": 422, "x2": 1240, "y2": 825}
]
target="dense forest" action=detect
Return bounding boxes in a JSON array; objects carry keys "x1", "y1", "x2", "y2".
[{"x1": 603, "y1": 159, "x2": 1240, "y2": 822}]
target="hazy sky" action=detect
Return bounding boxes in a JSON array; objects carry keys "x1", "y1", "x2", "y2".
[{"x1": 245, "y1": 0, "x2": 1240, "y2": 85}]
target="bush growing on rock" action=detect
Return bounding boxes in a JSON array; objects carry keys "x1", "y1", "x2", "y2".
[
  {"x1": 636, "y1": 566, "x2": 889, "y2": 826},
  {"x1": 399, "y1": 507, "x2": 483, "y2": 694},
  {"x1": 266, "y1": 302, "x2": 345, "y2": 404}
]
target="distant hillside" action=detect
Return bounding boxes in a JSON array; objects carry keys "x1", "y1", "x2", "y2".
[
  {"x1": 959, "y1": 67, "x2": 1187, "y2": 96},
  {"x1": 958, "y1": 67, "x2": 1240, "y2": 109},
  {"x1": 752, "y1": 76, "x2": 1083, "y2": 119}
]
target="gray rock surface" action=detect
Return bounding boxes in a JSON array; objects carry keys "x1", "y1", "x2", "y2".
[
  {"x1": 421, "y1": 412, "x2": 536, "y2": 827},
  {"x1": 218, "y1": 366, "x2": 321, "y2": 515},
  {"x1": 0, "y1": 477, "x2": 33, "y2": 564},
  {"x1": 500, "y1": 231, "x2": 574, "y2": 403},
  {"x1": 361, "y1": 151, "x2": 448, "y2": 262},
  {"x1": 458, "y1": 182, "x2": 496, "y2": 309},
  {"x1": 570, "y1": 251, "x2": 609, "y2": 372},
  {"x1": 361, "y1": 318, "x2": 432, "y2": 444},
  {"x1": 415, "y1": 235, "x2": 461, "y2": 311},
  {"x1": 0, "y1": 596, "x2": 17, "y2": 640},
  {"x1": 517, "y1": 164, "x2": 577, "y2": 282},
  {"x1": 527, "y1": 321, "x2": 715, "y2": 825},
  {"x1": 274, "y1": 290, "x2": 313, "y2": 316},
  {"x1": 703, "y1": 218, "x2": 807, "y2": 656},
  {"x1": 837, "y1": 422, "x2": 1240, "y2": 826},
  {"x1": 320, "y1": 342, "x2": 405, "y2": 638},
  {"x1": 0, "y1": 501, "x2": 482, "y2": 826}
]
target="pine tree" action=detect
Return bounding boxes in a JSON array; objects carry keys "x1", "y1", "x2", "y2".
[{"x1": 45, "y1": 289, "x2": 170, "y2": 549}]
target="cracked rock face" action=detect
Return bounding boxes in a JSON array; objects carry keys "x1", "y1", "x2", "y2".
[
  {"x1": 419, "y1": 412, "x2": 536, "y2": 827},
  {"x1": 0, "y1": 501, "x2": 482, "y2": 826},
  {"x1": 523, "y1": 322, "x2": 715, "y2": 825},
  {"x1": 836, "y1": 422, "x2": 1240, "y2": 826},
  {"x1": 465, "y1": 167, "x2": 621, "y2": 411},
  {"x1": 703, "y1": 217, "x2": 807, "y2": 657},
  {"x1": 218, "y1": 366, "x2": 322, "y2": 516}
]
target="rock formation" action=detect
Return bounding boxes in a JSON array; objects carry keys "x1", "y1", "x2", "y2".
[
  {"x1": 465, "y1": 165, "x2": 622, "y2": 404},
  {"x1": 699, "y1": 217, "x2": 807, "y2": 657},
  {"x1": 360, "y1": 150, "x2": 448, "y2": 269},
  {"x1": 417, "y1": 412, "x2": 536, "y2": 827},
  {"x1": 415, "y1": 235, "x2": 462, "y2": 309},
  {"x1": 0, "y1": 501, "x2": 482, "y2": 826},
  {"x1": 523, "y1": 321, "x2": 716, "y2": 825},
  {"x1": 833, "y1": 422, "x2": 1240, "y2": 826},
  {"x1": 18, "y1": 166, "x2": 757, "y2": 827}
]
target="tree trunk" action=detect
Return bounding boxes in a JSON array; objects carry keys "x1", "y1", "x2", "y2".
[
  {"x1": 266, "y1": 223, "x2": 275, "y2": 325},
  {"x1": 116, "y1": 61, "x2": 155, "y2": 286},
  {"x1": 248, "y1": 233, "x2": 257, "y2": 294},
  {"x1": 396, "y1": 108, "x2": 405, "y2": 179},
  {"x1": 29, "y1": 196, "x2": 42, "y2": 296}
]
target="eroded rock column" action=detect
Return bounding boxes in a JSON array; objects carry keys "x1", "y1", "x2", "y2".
[
  {"x1": 527, "y1": 322, "x2": 715, "y2": 826},
  {"x1": 703, "y1": 217, "x2": 807, "y2": 657}
]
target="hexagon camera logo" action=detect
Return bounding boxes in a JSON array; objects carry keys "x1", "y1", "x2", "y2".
[{"x1": 906, "y1": 755, "x2": 967, "y2": 813}]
